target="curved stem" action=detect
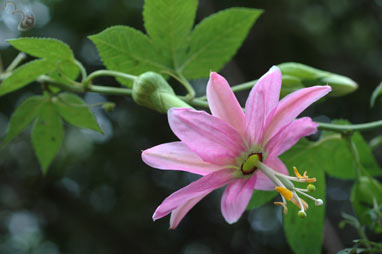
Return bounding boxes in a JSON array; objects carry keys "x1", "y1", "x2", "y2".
[
  {"x1": 89, "y1": 85, "x2": 132, "y2": 96},
  {"x1": 176, "y1": 72, "x2": 195, "y2": 100},
  {"x1": 85, "y1": 70, "x2": 137, "y2": 85},
  {"x1": 318, "y1": 121, "x2": 382, "y2": 133},
  {"x1": 74, "y1": 59, "x2": 88, "y2": 82}
]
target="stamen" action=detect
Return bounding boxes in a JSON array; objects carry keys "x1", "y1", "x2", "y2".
[
  {"x1": 274, "y1": 202, "x2": 288, "y2": 214},
  {"x1": 295, "y1": 189, "x2": 324, "y2": 207},
  {"x1": 275, "y1": 186, "x2": 293, "y2": 201},
  {"x1": 293, "y1": 166, "x2": 316, "y2": 183},
  {"x1": 293, "y1": 166, "x2": 303, "y2": 178}
]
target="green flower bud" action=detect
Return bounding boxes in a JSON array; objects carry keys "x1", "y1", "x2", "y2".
[
  {"x1": 278, "y1": 62, "x2": 358, "y2": 97},
  {"x1": 132, "y1": 72, "x2": 192, "y2": 113}
]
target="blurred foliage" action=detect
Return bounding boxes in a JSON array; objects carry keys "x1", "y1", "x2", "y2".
[{"x1": 0, "y1": 0, "x2": 381, "y2": 253}]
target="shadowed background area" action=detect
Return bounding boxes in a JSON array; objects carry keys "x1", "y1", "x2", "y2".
[{"x1": 0, "y1": 0, "x2": 381, "y2": 253}]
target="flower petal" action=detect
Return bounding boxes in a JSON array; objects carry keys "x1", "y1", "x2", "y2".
[
  {"x1": 142, "y1": 142, "x2": 221, "y2": 176},
  {"x1": 245, "y1": 66, "x2": 282, "y2": 145},
  {"x1": 253, "y1": 157, "x2": 288, "y2": 190},
  {"x1": 265, "y1": 117, "x2": 318, "y2": 158},
  {"x1": 168, "y1": 108, "x2": 245, "y2": 166},
  {"x1": 207, "y1": 72, "x2": 245, "y2": 136},
  {"x1": 221, "y1": 174, "x2": 257, "y2": 224},
  {"x1": 170, "y1": 193, "x2": 208, "y2": 229},
  {"x1": 262, "y1": 85, "x2": 331, "y2": 144},
  {"x1": 153, "y1": 168, "x2": 234, "y2": 222}
]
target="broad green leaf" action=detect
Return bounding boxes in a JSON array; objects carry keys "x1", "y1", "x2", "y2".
[
  {"x1": 89, "y1": 26, "x2": 169, "y2": 87},
  {"x1": 280, "y1": 141, "x2": 326, "y2": 254},
  {"x1": 47, "y1": 59, "x2": 79, "y2": 86},
  {"x1": 247, "y1": 190, "x2": 278, "y2": 210},
  {"x1": 53, "y1": 92, "x2": 102, "y2": 133},
  {"x1": 0, "y1": 59, "x2": 55, "y2": 96},
  {"x1": 1, "y1": 96, "x2": 46, "y2": 148},
  {"x1": 370, "y1": 81, "x2": 382, "y2": 107},
  {"x1": 180, "y1": 8, "x2": 263, "y2": 79},
  {"x1": 143, "y1": 0, "x2": 198, "y2": 68},
  {"x1": 8, "y1": 38, "x2": 75, "y2": 61},
  {"x1": 32, "y1": 102, "x2": 64, "y2": 173}
]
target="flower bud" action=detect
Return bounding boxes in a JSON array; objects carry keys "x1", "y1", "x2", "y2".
[
  {"x1": 278, "y1": 62, "x2": 358, "y2": 97},
  {"x1": 102, "y1": 102, "x2": 115, "y2": 112},
  {"x1": 132, "y1": 72, "x2": 192, "y2": 113}
]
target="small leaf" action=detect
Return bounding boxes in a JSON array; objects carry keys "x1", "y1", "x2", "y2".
[
  {"x1": 143, "y1": 0, "x2": 198, "y2": 68},
  {"x1": 31, "y1": 102, "x2": 64, "y2": 173},
  {"x1": 8, "y1": 37, "x2": 75, "y2": 61},
  {"x1": 247, "y1": 190, "x2": 278, "y2": 210},
  {"x1": 1, "y1": 96, "x2": 46, "y2": 148},
  {"x1": 89, "y1": 26, "x2": 169, "y2": 87},
  {"x1": 370, "y1": 81, "x2": 382, "y2": 108},
  {"x1": 0, "y1": 59, "x2": 55, "y2": 96},
  {"x1": 180, "y1": 8, "x2": 263, "y2": 79},
  {"x1": 53, "y1": 92, "x2": 102, "y2": 133}
]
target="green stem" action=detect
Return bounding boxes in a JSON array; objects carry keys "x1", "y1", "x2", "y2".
[
  {"x1": 318, "y1": 121, "x2": 382, "y2": 133},
  {"x1": 85, "y1": 70, "x2": 137, "y2": 85},
  {"x1": 176, "y1": 72, "x2": 196, "y2": 101},
  {"x1": 89, "y1": 85, "x2": 132, "y2": 96},
  {"x1": 74, "y1": 59, "x2": 88, "y2": 82},
  {"x1": 5, "y1": 52, "x2": 26, "y2": 72},
  {"x1": 187, "y1": 98, "x2": 209, "y2": 108}
]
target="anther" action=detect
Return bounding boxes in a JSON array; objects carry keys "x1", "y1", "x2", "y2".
[
  {"x1": 307, "y1": 184, "x2": 316, "y2": 192},
  {"x1": 298, "y1": 210, "x2": 307, "y2": 218}
]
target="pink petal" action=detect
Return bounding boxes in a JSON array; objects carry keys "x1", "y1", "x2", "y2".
[
  {"x1": 262, "y1": 85, "x2": 331, "y2": 145},
  {"x1": 168, "y1": 108, "x2": 245, "y2": 166},
  {"x1": 221, "y1": 174, "x2": 257, "y2": 224},
  {"x1": 170, "y1": 193, "x2": 208, "y2": 229},
  {"x1": 153, "y1": 168, "x2": 234, "y2": 222},
  {"x1": 245, "y1": 66, "x2": 282, "y2": 145},
  {"x1": 265, "y1": 117, "x2": 318, "y2": 158},
  {"x1": 253, "y1": 157, "x2": 288, "y2": 190},
  {"x1": 142, "y1": 142, "x2": 221, "y2": 176},
  {"x1": 207, "y1": 72, "x2": 245, "y2": 136}
]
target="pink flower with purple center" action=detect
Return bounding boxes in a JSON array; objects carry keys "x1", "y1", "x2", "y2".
[{"x1": 142, "y1": 66, "x2": 331, "y2": 229}]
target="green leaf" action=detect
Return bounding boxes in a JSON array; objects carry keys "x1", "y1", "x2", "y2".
[
  {"x1": 8, "y1": 37, "x2": 75, "y2": 61},
  {"x1": 89, "y1": 26, "x2": 169, "y2": 87},
  {"x1": 31, "y1": 102, "x2": 64, "y2": 173},
  {"x1": 53, "y1": 92, "x2": 102, "y2": 133},
  {"x1": 143, "y1": 0, "x2": 198, "y2": 68},
  {"x1": 370, "y1": 81, "x2": 382, "y2": 107},
  {"x1": 280, "y1": 141, "x2": 326, "y2": 254},
  {"x1": 180, "y1": 8, "x2": 263, "y2": 79},
  {"x1": 351, "y1": 177, "x2": 382, "y2": 230},
  {"x1": 0, "y1": 59, "x2": 55, "y2": 96},
  {"x1": 247, "y1": 190, "x2": 278, "y2": 210},
  {"x1": 1, "y1": 96, "x2": 46, "y2": 148}
]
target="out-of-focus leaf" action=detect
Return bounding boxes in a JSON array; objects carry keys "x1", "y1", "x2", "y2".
[
  {"x1": 1, "y1": 96, "x2": 46, "y2": 148},
  {"x1": 89, "y1": 26, "x2": 169, "y2": 87},
  {"x1": 181, "y1": 8, "x2": 262, "y2": 79},
  {"x1": 0, "y1": 59, "x2": 55, "y2": 96},
  {"x1": 337, "y1": 248, "x2": 365, "y2": 254},
  {"x1": 247, "y1": 190, "x2": 278, "y2": 210},
  {"x1": 280, "y1": 140, "x2": 326, "y2": 254},
  {"x1": 53, "y1": 92, "x2": 102, "y2": 133},
  {"x1": 351, "y1": 176, "x2": 382, "y2": 231},
  {"x1": 143, "y1": 0, "x2": 197, "y2": 68},
  {"x1": 8, "y1": 37, "x2": 75, "y2": 61},
  {"x1": 370, "y1": 81, "x2": 382, "y2": 107},
  {"x1": 31, "y1": 102, "x2": 64, "y2": 173}
]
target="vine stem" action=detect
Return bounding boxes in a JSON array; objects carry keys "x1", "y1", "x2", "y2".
[
  {"x1": 85, "y1": 70, "x2": 137, "y2": 86},
  {"x1": 5, "y1": 52, "x2": 26, "y2": 72}
]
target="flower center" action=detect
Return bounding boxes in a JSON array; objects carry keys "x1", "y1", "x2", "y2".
[{"x1": 241, "y1": 153, "x2": 263, "y2": 175}]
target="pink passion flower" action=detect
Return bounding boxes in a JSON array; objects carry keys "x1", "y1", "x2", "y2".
[{"x1": 142, "y1": 66, "x2": 331, "y2": 229}]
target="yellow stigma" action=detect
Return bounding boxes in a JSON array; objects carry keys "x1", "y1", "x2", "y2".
[{"x1": 275, "y1": 186, "x2": 293, "y2": 201}]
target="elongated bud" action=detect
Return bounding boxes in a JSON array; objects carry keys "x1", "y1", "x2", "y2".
[
  {"x1": 278, "y1": 62, "x2": 358, "y2": 97},
  {"x1": 132, "y1": 72, "x2": 192, "y2": 113}
]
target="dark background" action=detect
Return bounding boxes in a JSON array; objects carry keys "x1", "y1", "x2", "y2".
[{"x1": 0, "y1": 0, "x2": 381, "y2": 253}]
